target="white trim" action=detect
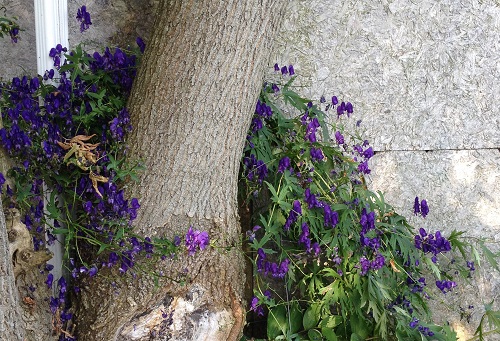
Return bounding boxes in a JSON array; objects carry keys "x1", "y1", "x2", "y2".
[
  {"x1": 34, "y1": 0, "x2": 69, "y2": 287},
  {"x1": 34, "y1": 0, "x2": 69, "y2": 75}
]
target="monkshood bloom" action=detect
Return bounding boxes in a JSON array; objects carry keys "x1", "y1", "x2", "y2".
[
  {"x1": 414, "y1": 197, "x2": 429, "y2": 218},
  {"x1": 256, "y1": 248, "x2": 290, "y2": 278},
  {"x1": 435, "y1": 280, "x2": 456, "y2": 294},
  {"x1": 185, "y1": 226, "x2": 209, "y2": 255},
  {"x1": 76, "y1": 5, "x2": 92, "y2": 32},
  {"x1": 10, "y1": 26, "x2": 19, "y2": 43},
  {"x1": 277, "y1": 156, "x2": 292, "y2": 173},
  {"x1": 250, "y1": 290, "x2": 271, "y2": 317},
  {"x1": 335, "y1": 131, "x2": 344, "y2": 145},
  {"x1": 284, "y1": 200, "x2": 301, "y2": 231},
  {"x1": 414, "y1": 228, "x2": 451, "y2": 263}
]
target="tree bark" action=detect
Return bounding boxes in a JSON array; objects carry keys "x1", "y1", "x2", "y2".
[
  {"x1": 76, "y1": 1, "x2": 285, "y2": 340},
  {"x1": 0, "y1": 200, "x2": 25, "y2": 340}
]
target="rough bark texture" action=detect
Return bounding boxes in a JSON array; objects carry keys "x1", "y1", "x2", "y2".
[
  {"x1": 76, "y1": 1, "x2": 286, "y2": 340},
  {"x1": 1, "y1": 150, "x2": 54, "y2": 341},
  {"x1": 0, "y1": 200, "x2": 25, "y2": 340}
]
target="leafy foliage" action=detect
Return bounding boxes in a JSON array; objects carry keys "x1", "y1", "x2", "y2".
[{"x1": 239, "y1": 66, "x2": 499, "y2": 340}]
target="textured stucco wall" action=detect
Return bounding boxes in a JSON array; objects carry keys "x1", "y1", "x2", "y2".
[
  {"x1": 271, "y1": 0, "x2": 500, "y2": 339},
  {"x1": 0, "y1": 0, "x2": 37, "y2": 80}
]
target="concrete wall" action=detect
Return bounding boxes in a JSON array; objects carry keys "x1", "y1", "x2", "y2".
[{"x1": 271, "y1": 0, "x2": 500, "y2": 339}]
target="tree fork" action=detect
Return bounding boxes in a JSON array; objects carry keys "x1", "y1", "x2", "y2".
[{"x1": 76, "y1": 1, "x2": 286, "y2": 340}]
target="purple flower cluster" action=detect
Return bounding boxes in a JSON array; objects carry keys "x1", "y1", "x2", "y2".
[
  {"x1": 10, "y1": 26, "x2": 19, "y2": 43},
  {"x1": 304, "y1": 188, "x2": 320, "y2": 208},
  {"x1": 297, "y1": 222, "x2": 321, "y2": 256},
  {"x1": 336, "y1": 101, "x2": 354, "y2": 117},
  {"x1": 185, "y1": 226, "x2": 210, "y2": 256},
  {"x1": 79, "y1": 177, "x2": 140, "y2": 225},
  {"x1": 76, "y1": 5, "x2": 92, "y2": 33},
  {"x1": 435, "y1": 280, "x2": 456, "y2": 294},
  {"x1": 250, "y1": 290, "x2": 272, "y2": 317},
  {"x1": 413, "y1": 197, "x2": 429, "y2": 218},
  {"x1": 303, "y1": 116, "x2": 320, "y2": 143},
  {"x1": 90, "y1": 46, "x2": 139, "y2": 93},
  {"x1": 243, "y1": 154, "x2": 268, "y2": 184},
  {"x1": 256, "y1": 248, "x2": 290, "y2": 278},
  {"x1": 359, "y1": 208, "x2": 380, "y2": 250},
  {"x1": 284, "y1": 200, "x2": 302, "y2": 231},
  {"x1": 49, "y1": 44, "x2": 68, "y2": 68},
  {"x1": 335, "y1": 131, "x2": 344, "y2": 145},
  {"x1": 298, "y1": 222, "x2": 311, "y2": 251},
  {"x1": 414, "y1": 228, "x2": 451, "y2": 263},
  {"x1": 310, "y1": 147, "x2": 324, "y2": 162},
  {"x1": 408, "y1": 317, "x2": 435, "y2": 337},
  {"x1": 359, "y1": 253, "x2": 385, "y2": 275},
  {"x1": 353, "y1": 141, "x2": 373, "y2": 175},
  {"x1": 48, "y1": 276, "x2": 75, "y2": 340},
  {"x1": 109, "y1": 108, "x2": 132, "y2": 141},
  {"x1": 274, "y1": 63, "x2": 295, "y2": 76},
  {"x1": 277, "y1": 156, "x2": 293, "y2": 174},
  {"x1": 406, "y1": 276, "x2": 427, "y2": 293},
  {"x1": 248, "y1": 99, "x2": 273, "y2": 144},
  {"x1": 323, "y1": 204, "x2": 339, "y2": 228}
]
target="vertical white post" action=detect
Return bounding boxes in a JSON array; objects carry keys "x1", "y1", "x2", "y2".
[
  {"x1": 34, "y1": 0, "x2": 69, "y2": 76},
  {"x1": 34, "y1": 0, "x2": 69, "y2": 286}
]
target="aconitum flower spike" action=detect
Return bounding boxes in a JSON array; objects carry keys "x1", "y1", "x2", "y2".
[
  {"x1": 414, "y1": 197, "x2": 420, "y2": 215},
  {"x1": 421, "y1": 199, "x2": 429, "y2": 217},
  {"x1": 76, "y1": 5, "x2": 92, "y2": 32}
]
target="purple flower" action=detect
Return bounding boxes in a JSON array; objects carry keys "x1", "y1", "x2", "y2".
[
  {"x1": 305, "y1": 118, "x2": 320, "y2": 143},
  {"x1": 274, "y1": 63, "x2": 280, "y2": 72},
  {"x1": 280, "y1": 65, "x2": 288, "y2": 75},
  {"x1": 288, "y1": 65, "x2": 295, "y2": 76},
  {"x1": 185, "y1": 226, "x2": 210, "y2": 255},
  {"x1": 76, "y1": 5, "x2": 92, "y2": 32},
  {"x1": 357, "y1": 160, "x2": 371, "y2": 174},
  {"x1": 278, "y1": 156, "x2": 291, "y2": 173},
  {"x1": 323, "y1": 204, "x2": 339, "y2": 228},
  {"x1": 345, "y1": 102, "x2": 354, "y2": 115},
  {"x1": 421, "y1": 199, "x2": 429, "y2": 218},
  {"x1": 335, "y1": 131, "x2": 344, "y2": 145},
  {"x1": 298, "y1": 223, "x2": 311, "y2": 251},
  {"x1": 311, "y1": 242, "x2": 321, "y2": 257},
  {"x1": 414, "y1": 197, "x2": 420, "y2": 215},
  {"x1": 332, "y1": 96, "x2": 339, "y2": 105},
  {"x1": 136, "y1": 37, "x2": 146, "y2": 53},
  {"x1": 88, "y1": 266, "x2": 98, "y2": 277},
  {"x1": 10, "y1": 27, "x2": 19, "y2": 43},
  {"x1": 310, "y1": 147, "x2": 324, "y2": 162},
  {"x1": 45, "y1": 273, "x2": 54, "y2": 288},
  {"x1": 250, "y1": 296, "x2": 265, "y2": 316},
  {"x1": 435, "y1": 280, "x2": 456, "y2": 294},
  {"x1": 304, "y1": 188, "x2": 320, "y2": 208},
  {"x1": 363, "y1": 147, "x2": 374, "y2": 159},
  {"x1": 0, "y1": 172, "x2": 5, "y2": 193}
]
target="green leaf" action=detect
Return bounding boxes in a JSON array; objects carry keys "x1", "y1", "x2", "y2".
[
  {"x1": 267, "y1": 305, "x2": 288, "y2": 340},
  {"x1": 479, "y1": 241, "x2": 500, "y2": 272},
  {"x1": 321, "y1": 327, "x2": 338, "y2": 341},
  {"x1": 307, "y1": 329, "x2": 323, "y2": 341},
  {"x1": 289, "y1": 301, "x2": 304, "y2": 334},
  {"x1": 303, "y1": 303, "x2": 322, "y2": 330},
  {"x1": 97, "y1": 243, "x2": 108, "y2": 255}
]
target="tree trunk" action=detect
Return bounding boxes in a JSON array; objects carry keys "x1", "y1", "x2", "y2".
[
  {"x1": 1, "y1": 154, "x2": 54, "y2": 341},
  {"x1": 76, "y1": 1, "x2": 285, "y2": 340},
  {"x1": 0, "y1": 200, "x2": 25, "y2": 340}
]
